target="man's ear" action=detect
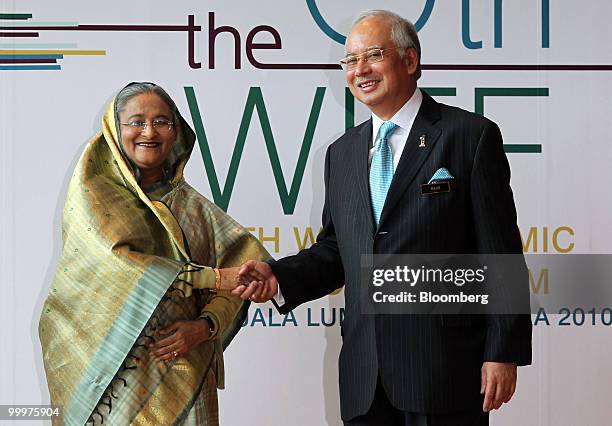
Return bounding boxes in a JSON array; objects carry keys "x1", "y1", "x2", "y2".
[{"x1": 404, "y1": 48, "x2": 419, "y2": 75}]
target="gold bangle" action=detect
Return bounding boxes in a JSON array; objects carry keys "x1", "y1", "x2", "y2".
[{"x1": 214, "y1": 268, "x2": 221, "y2": 291}]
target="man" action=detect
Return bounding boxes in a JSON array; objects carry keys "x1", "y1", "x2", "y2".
[{"x1": 234, "y1": 9, "x2": 532, "y2": 426}]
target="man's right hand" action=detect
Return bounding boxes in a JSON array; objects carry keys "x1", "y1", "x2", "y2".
[{"x1": 233, "y1": 260, "x2": 279, "y2": 302}]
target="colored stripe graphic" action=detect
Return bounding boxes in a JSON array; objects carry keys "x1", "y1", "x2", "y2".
[
  {"x1": 0, "y1": 21, "x2": 78, "y2": 27},
  {"x1": 0, "y1": 32, "x2": 38, "y2": 37},
  {"x1": 0, "y1": 24, "x2": 197, "y2": 31},
  {"x1": 0, "y1": 54, "x2": 63, "y2": 59},
  {"x1": 0, "y1": 58, "x2": 57, "y2": 63},
  {"x1": 0, "y1": 43, "x2": 77, "y2": 48},
  {"x1": 0, "y1": 49, "x2": 104, "y2": 55},
  {"x1": 0, "y1": 64, "x2": 60, "y2": 70},
  {"x1": 0, "y1": 13, "x2": 32, "y2": 19}
]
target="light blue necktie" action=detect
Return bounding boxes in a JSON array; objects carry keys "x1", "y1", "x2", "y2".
[{"x1": 369, "y1": 121, "x2": 398, "y2": 226}]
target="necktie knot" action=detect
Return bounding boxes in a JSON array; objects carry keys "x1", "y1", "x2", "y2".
[{"x1": 377, "y1": 121, "x2": 398, "y2": 145}]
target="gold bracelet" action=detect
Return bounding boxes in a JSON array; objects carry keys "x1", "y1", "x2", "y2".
[{"x1": 214, "y1": 268, "x2": 221, "y2": 291}]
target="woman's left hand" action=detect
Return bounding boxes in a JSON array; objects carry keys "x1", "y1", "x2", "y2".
[{"x1": 149, "y1": 320, "x2": 210, "y2": 362}]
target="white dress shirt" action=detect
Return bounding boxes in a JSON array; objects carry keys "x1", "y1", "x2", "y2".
[
  {"x1": 369, "y1": 88, "x2": 423, "y2": 170},
  {"x1": 274, "y1": 88, "x2": 424, "y2": 305}
]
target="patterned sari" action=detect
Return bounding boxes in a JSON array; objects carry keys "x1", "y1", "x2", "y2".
[{"x1": 39, "y1": 85, "x2": 268, "y2": 425}]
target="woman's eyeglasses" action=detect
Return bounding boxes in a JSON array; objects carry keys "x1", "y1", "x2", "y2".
[{"x1": 120, "y1": 119, "x2": 175, "y2": 133}]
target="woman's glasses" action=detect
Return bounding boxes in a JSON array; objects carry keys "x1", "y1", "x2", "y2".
[{"x1": 120, "y1": 119, "x2": 175, "y2": 133}]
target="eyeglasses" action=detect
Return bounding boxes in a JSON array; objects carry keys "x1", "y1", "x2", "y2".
[
  {"x1": 339, "y1": 48, "x2": 395, "y2": 70},
  {"x1": 120, "y1": 119, "x2": 175, "y2": 133}
]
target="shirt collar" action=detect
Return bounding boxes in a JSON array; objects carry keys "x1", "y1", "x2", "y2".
[{"x1": 371, "y1": 87, "x2": 423, "y2": 145}]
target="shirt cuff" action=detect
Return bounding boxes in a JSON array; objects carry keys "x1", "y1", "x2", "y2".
[
  {"x1": 183, "y1": 267, "x2": 216, "y2": 290},
  {"x1": 273, "y1": 286, "x2": 285, "y2": 306}
]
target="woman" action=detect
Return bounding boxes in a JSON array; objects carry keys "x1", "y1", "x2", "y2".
[{"x1": 39, "y1": 82, "x2": 269, "y2": 425}]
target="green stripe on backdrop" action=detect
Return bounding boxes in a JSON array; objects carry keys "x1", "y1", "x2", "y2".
[
  {"x1": 422, "y1": 87, "x2": 457, "y2": 97},
  {"x1": 504, "y1": 144, "x2": 542, "y2": 153},
  {"x1": 475, "y1": 87, "x2": 548, "y2": 155},
  {"x1": 0, "y1": 13, "x2": 33, "y2": 19}
]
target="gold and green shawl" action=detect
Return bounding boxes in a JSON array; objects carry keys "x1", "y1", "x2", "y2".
[{"x1": 39, "y1": 84, "x2": 268, "y2": 425}]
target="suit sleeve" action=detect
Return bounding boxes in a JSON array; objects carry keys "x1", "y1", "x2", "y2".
[
  {"x1": 270, "y1": 146, "x2": 345, "y2": 314},
  {"x1": 470, "y1": 120, "x2": 532, "y2": 366}
]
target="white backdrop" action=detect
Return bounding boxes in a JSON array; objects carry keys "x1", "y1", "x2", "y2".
[{"x1": 1, "y1": 1, "x2": 612, "y2": 425}]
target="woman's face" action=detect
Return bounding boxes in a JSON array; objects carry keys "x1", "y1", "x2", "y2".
[{"x1": 118, "y1": 93, "x2": 176, "y2": 176}]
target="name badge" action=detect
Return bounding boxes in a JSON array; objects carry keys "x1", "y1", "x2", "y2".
[{"x1": 421, "y1": 182, "x2": 451, "y2": 195}]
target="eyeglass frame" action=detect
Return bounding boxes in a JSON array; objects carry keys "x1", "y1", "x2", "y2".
[
  {"x1": 339, "y1": 46, "x2": 417, "y2": 70},
  {"x1": 339, "y1": 47, "x2": 398, "y2": 70},
  {"x1": 119, "y1": 118, "x2": 175, "y2": 133}
]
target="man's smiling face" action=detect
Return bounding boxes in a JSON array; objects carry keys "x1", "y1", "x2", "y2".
[{"x1": 345, "y1": 16, "x2": 418, "y2": 120}]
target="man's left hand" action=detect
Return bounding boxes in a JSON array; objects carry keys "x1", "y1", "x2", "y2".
[{"x1": 481, "y1": 361, "x2": 517, "y2": 412}]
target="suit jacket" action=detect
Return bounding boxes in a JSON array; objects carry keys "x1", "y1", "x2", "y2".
[{"x1": 270, "y1": 92, "x2": 532, "y2": 420}]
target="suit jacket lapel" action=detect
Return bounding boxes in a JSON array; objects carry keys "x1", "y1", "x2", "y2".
[
  {"x1": 351, "y1": 118, "x2": 375, "y2": 230},
  {"x1": 378, "y1": 93, "x2": 442, "y2": 228}
]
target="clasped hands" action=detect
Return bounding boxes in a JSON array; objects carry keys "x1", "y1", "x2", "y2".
[
  {"x1": 231, "y1": 260, "x2": 279, "y2": 302},
  {"x1": 211, "y1": 262, "x2": 278, "y2": 301}
]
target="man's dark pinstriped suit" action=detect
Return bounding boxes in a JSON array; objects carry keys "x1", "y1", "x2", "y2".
[{"x1": 270, "y1": 91, "x2": 532, "y2": 420}]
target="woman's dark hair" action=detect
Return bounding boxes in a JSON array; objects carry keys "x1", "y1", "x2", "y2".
[{"x1": 115, "y1": 82, "x2": 179, "y2": 123}]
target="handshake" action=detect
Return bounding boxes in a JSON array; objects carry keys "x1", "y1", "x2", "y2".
[{"x1": 216, "y1": 261, "x2": 279, "y2": 303}]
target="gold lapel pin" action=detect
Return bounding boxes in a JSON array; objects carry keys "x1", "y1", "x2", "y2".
[{"x1": 419, "y1": 135, "x2": 426, "y2": 148}]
